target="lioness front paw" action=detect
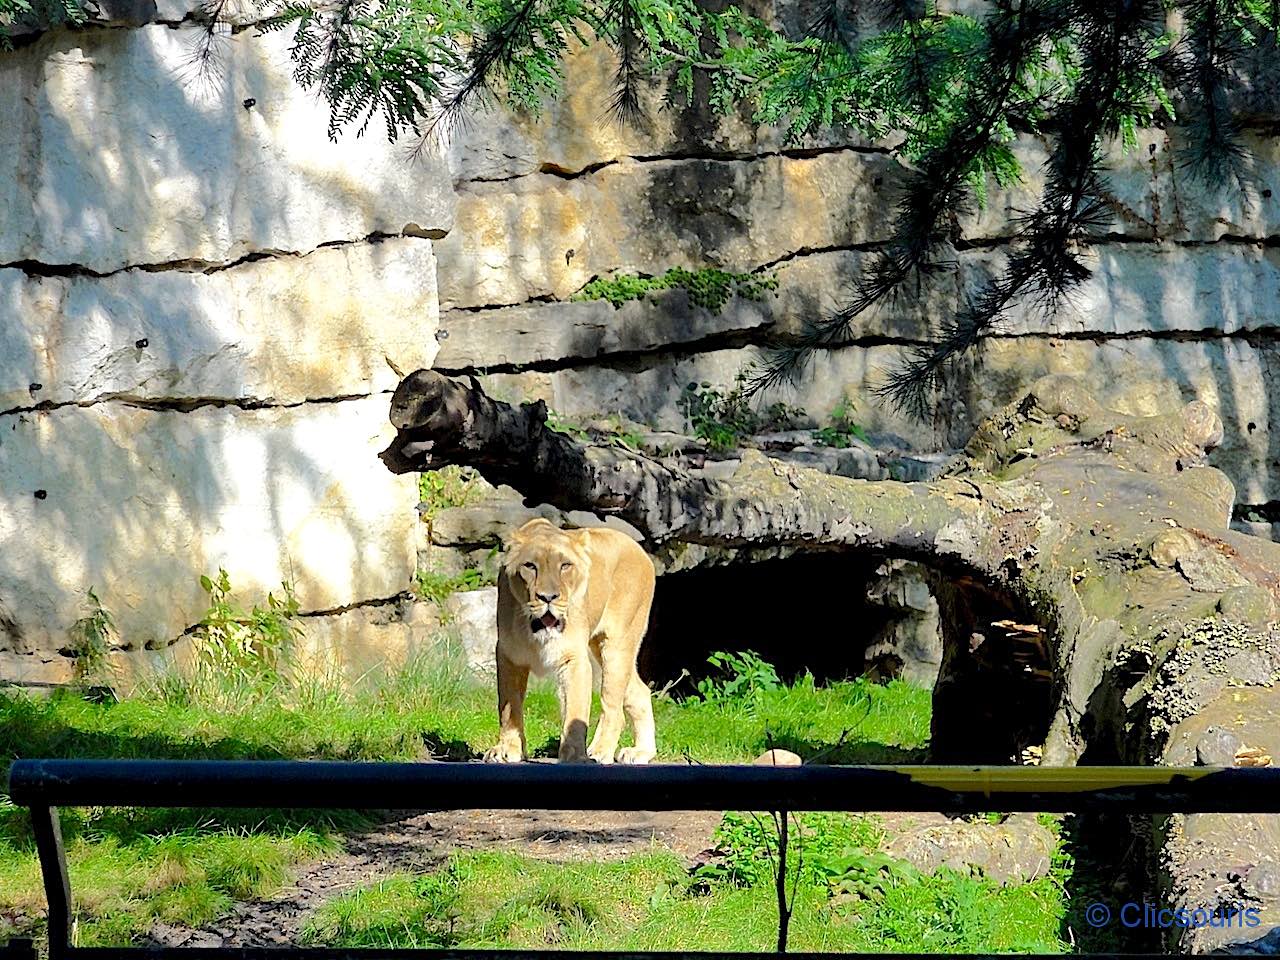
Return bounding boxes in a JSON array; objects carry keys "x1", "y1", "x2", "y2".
[
  {"x1": 615, "y1": 747, "x2": 655, "y2": 765},
  {"x1": 587, "y1": 748, "x2": 615, "y2": 765},
  {"x1": 483, "y1": 742, "x2": 525, "y2": 763},
  {"x1": 558, "y1": 743, "x2": 592, "y2": 764}
]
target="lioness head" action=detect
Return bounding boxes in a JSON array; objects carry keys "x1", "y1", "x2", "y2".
[{"x1": 504, "y1": 519, "x2": 591, "y2": 634}]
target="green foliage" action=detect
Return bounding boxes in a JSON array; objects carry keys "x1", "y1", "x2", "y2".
[
  {"x1": 677, "y1": 370, "x2": 805, "y2": 452},
  {"x1": 811, "y1": 398, "x2": 869, "y2": 449},
  {"x1": 694, "y1": 650, "x2": 781, "y2": 704},
  {"x1": 306, "y1": 840, "x2": 1068, "y2": 953},
  {"x1": 307, "y1": 806, "x2": 1068, "y2": 954},
  {"x1": 67, "y1": 588, "x2": 115, "y2": 686},
  {"x1": 419, "y1": 465, "x2": 484, "y2": 522},
  {"x1": 544, "y1": 410, "x2": 591, "y2": 442},
  {"x1": 187, "y1": 569, "x2": 303, "y2": 703},
  {"x1": 573, "y1": 268, "x2": 778, "y2": 312},
  {"x1": 547, "y1": 411, "x2": 646, "y2": 451},
  {"x1": 0, "y1": 0, "x2": 81, "y2": 46},
  {"x1": 416, "y1": 566, "x2": 495, "y2": 608},
  {"x1": 0, "y1": 663, "x2": 946, "y2": 950},
  {"x1": 693, "y1": 811, "x2": 884, "y2": 889}
]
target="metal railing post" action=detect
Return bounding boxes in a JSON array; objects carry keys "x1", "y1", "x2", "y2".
[{"x1": 30, "y1": 806, "x2": 73, "y2": 960}]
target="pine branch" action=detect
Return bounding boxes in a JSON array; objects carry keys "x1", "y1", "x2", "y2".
[
  {"x1": 424, "y1": 0, "x2": 545, "y2": 139},
  {"x1": 604, "y1": 0, "x2": 646, "y2": 123},
  {"x1": 749, "y1": 0, "x2": 1070, "y2": 401},
  {"x1": 877, "y1": 0, "x2": 1166, "y2": 414},
  {"x1": 1175, "y1": 0, "x2": 1250, "y2": 186}
]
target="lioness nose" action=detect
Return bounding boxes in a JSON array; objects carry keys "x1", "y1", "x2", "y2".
[{"x1": 536, "y1": 591, "x2": 559, "y2": 603}]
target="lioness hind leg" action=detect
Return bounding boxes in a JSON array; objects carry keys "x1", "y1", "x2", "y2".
[
  {"x1": 484, "y1": 653, "x2": 529, "y2": 763},
  {"x1": 616, "y1": 671, "x2": 656, "y2": 764}
]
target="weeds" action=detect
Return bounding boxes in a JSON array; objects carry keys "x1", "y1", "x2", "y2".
[
  {"x1": 811, "y1": 398, "x2": 869, "y2": 449},
  {"x1": 694, "y1": 650, "x2": 781, "y2": 704},
  {"x1": 66, "y1": 588, "x2": 115, "y2": 686},
  {"x1": 572, "y1": 268, "x2": 778, "y2": 313},
  {"x1": 419, "y1": 466, "x2": 484, "y2": 522},
  {"x1": 546, "y1": 412, "x2": 644, "y2": 451},
  {"x1": 678, "y1": 370, "x2": 805, "y2": 452},
  {"x1": 180, "y1": 570, "x2": 302, "y2": 705},
  {"x1": 416, "y1": 567, "x2": 496, "y2": 610}
]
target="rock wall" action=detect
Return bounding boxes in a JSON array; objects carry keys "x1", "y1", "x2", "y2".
[
  {"x1": 5, "y1": 6, "x2": 1280, "y2": 683},
  {"x1": 0, "y1": 9, "x2": 451, "y2": 682},
  {"x1": 432, "y1": 44, "x2": 1280, "y2": 519}
]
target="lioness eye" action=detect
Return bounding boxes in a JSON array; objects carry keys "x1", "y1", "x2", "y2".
[
  {"x1": 561, "y1": 562, "x2": 572, "y2": 571},
  {"x1": 522, "y1": 562, "x2": 536, "y2": 572}
]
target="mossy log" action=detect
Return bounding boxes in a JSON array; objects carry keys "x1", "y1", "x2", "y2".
[{"x1": 383, "y1": 369, "x2": 1280, "y2": 952}]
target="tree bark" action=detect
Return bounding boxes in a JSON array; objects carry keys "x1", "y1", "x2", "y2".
[{"x1": 383, "y1": 368, "x2": 1280, "y2": 951}]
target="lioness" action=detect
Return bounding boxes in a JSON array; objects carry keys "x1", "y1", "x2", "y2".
[{"x1": 485, "y1": 518, "x2": 657, "y2": 764}]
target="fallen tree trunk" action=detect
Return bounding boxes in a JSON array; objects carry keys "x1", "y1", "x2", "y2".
[{"x1": 383, "y1": 368, "x2": 1280, "y2": 951}]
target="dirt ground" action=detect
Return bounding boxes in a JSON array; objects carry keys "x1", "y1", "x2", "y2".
[{"x1": 147, "y1": 808, "x2": 725, "y2": 948}]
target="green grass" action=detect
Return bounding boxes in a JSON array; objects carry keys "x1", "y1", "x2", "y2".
[
  {"x1": 0, "y1": 795, "x2": 337, "y2": 944},
  {"x1": 0, "y1": 652, "x2": 1032, "y2": 951},
  {"x1": 302, "y1": 832, "x2": 1070, "y2": 954},
  {"x1": 0, "y1": 658, "x2": 930, "y2": 772}
]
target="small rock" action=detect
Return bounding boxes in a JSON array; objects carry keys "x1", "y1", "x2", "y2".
[
  {"x1": 753, "y1": 749, "x2": 802, "y2": 766},
  {"x1": 1217, "y1": 585, "x2": 1277, "y2": 628},
  {"x1": 1221, "y1": 650, "x2": 1280, "y2": 687},
  {"x1": 446, "y1": 587, "x2": 499, "y2": 678},
  {"x1": 884, "y1": 812, "x2": 1056, "y2": 885},
  {"x1": 1150, "y1": 528, "x2": 1199, "y2": 569},
  {"x1": 1196, "y1": 727, "x2": 1245, "y2": 766}
]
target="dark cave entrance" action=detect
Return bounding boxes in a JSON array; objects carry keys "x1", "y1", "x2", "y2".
[
  {"x1": 639, "y1": 552, "x2": 922, "y2": 689},
  {"x1": 639, "y1": 552, "x2": 1059, "y2": 766}
]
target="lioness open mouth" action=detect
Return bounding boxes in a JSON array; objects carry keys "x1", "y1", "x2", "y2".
[{"x1": 531, "y1": 611, "x2": 565, "y2": 632}]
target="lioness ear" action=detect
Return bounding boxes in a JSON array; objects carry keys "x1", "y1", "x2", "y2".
[{"x1": 507, "y1": 517, "x2": 555, "y2": 549}]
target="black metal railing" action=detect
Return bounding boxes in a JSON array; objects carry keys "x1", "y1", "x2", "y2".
[{"x1": 5, "y1": 759, "x2": 1280, "y2": 960}]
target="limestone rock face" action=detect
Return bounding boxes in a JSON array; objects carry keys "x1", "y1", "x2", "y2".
[
  {"x1": 294, "y1": 599, "x2": 444, "y2": 680},
  {"x1": 443, "y1": 39, "x2": 877, "y2": 184},
  {"x1": 0, "y1": 24, "x2": 454, "y2": 273},
  {"x1": 434, "y1": 290, "x2": 772, "y2": 372},
  {"x1": 0, "y1": 396, "x2": 417, "y2": 653},
  {"x1": 863, "y1": 561, "x2": 943, "y2": 687},
  {"x1": 434, "y1": 151, "x2": 894, "y2": 310},
  {"x1": 1, "y1": 238, "x2": 440, "y2": 411},
  {"x1": 447, "y1": 588, "x2": 499, "y2": 678}
]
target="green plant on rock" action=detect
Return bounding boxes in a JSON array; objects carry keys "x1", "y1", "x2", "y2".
[
  {"x1": 812, "y1": 398, "x2": 870, "y2": 449},
  {"x1": 419, "y1": 465, "x2": 484, "y2": 522},
  {"x1": 678, "y1": 370, "x2": 805, "y2": 452},
  {"x1": 545, "y1": 410, "x2": 591, "y2": 442},
  {"x1": 547, "y1": 411, "x2": 645, "y2": 451},
  {"x1": 416, "y1": 566, "x2": 496, "y2": 614},
  {"x1": 191, "y1": 569, "x2": 303, "y2": 698},
  {"x1": 573, "y1": 268, "x2": 778, "y2": 313},
  {"x1": 67, "y1": 587, "x2": 115, "y2": 685}
]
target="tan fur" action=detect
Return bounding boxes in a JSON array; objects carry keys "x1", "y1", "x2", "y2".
[{"x1": 484, "y1": 518, "x2": 657, "y2": 764}]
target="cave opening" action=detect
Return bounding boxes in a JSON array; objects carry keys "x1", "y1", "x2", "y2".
[
  {"x1": 639, "y1": 552, "x2": 1060, "y2": 768},
  {"x1": 639, "y1": 552, "x2": 939, "y2": 693}
]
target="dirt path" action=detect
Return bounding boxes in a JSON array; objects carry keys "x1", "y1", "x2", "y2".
[{"x1": 148, "y1": 808, "x2": 724, "y2": 948}]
